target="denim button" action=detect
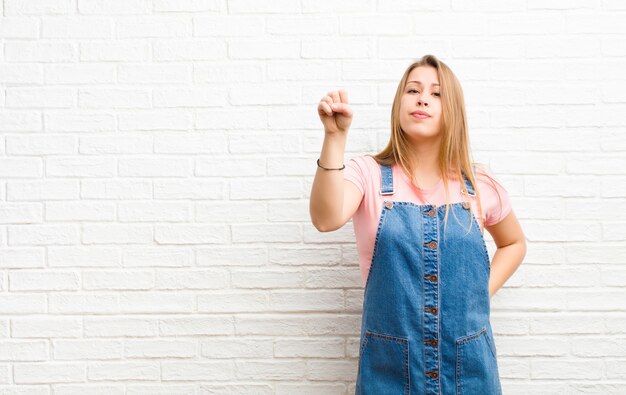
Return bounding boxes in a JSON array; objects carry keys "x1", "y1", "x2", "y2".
[
  {"x1": 424, "y1": 274, "x2": 438, "y2": 281},
  {"x1": 424, "y1": 209, "x2": 436, "y2": 217},
  {"x1": 425, "y1": 371, "x2": 439, "y2": 378},
  {"x1": 384, "y1": 201, "x2": 393, "y2": 209},
  {"x1": 462, "y1": 201, "x2": 471, "y2": 210},
  {"x1": 425, "y1": 307, "x2": 437, "y2": 314},
  {"x1": 424, "y1": 339, "x2": 438, "y2": 346},
  {"x1": 424, "y1": 241, "x2": 438, "y2": 249}
]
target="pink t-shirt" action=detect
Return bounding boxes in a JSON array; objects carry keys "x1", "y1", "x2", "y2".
[{"x1": 344, "y1": 154, "x2": 512, "y2": 285}]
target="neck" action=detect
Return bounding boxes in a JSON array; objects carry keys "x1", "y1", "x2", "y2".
[{"x1": 408, "y1": 136, "x2": 442, "y2": 179}]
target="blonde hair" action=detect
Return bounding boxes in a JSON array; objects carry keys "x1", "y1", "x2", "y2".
[{"x1": 372, "y1": 54, "x2": 503, "y2": 235}]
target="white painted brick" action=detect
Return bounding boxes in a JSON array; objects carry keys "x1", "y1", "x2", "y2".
[
  {"x1": 118, "y1": 201, "x2": 190, "y2": 222},
  {"x1": 124, "y1": 339, "x2": 196, "y2": 358},
  {"x1": 82, "y1": 224, "x2": 152, "y2": 244},
  {"x1": 303, "y1": 0, "x2": 375, "y2": 13},
  {"x1": 154, "y1": 224, "x2": 228, "y2": 244},
  {"x1": 4, "y1": 42, "x2": 76, "y2": 62},
  {"x1": 153, "y1": 0, "x2": 223, "y2": 13},
  {"x1": 83, "y1": 270, "x2": 153, "y2": 290},
  {"x1": 118, "y1": 64, "x2": 191, "y2": 84},
  {"x1": 228, "y1": 39, "x2": 300, "y2": 59},
  {"x1": 118, "y1": 157, "x2": 192, "y2": 176},
  {"x1": 84, "y1": 317, "x2": 158, "y2": 337},
  {"x1": 42, "y1": 17, "x2": 112, "y2": 38},
  {"x1": 0, "y1": 203, "x2": 42, "y2": 224},
  {"x1": 78, "y1": 0, "x2": 151, "y2": 15},
  {"x1": 49, "y1": 293, "x2": 118, "y2": 313},
  {"x1": 301, "y1": 38, "x2": 373, "y2": 59},
  {"x1": 79, "y1": 134, "x2": 152, "y2": 154},
  {"x1": 45, "y1": 113, "x2": 115, "y2": 132},
  {"x1": 46, "y1": 157, "x2": 116, "y2": 177},
  {"x1": 87, "y1": 362, "x2": 159, "y2": 381},
  {"x1": 152, "y1": 39, "x2": 226, "y2": 61},
  {"x1": 229, "y1": 178, "x2": 301, "y2": 200},
  {"x1": 6, "y1": 135, "x2": 75, "y2": 156},
  {"x1": 9, "y1": 270, "x2": 79, "y2": 291},
  {"x1": 194, "y1": 62, "x2": 264, "y2": 83},
  {"x1": 6, "y1": 88, "x2": 75, "y2": 109},
  {"x1": 44, "y1": 64, "x2": 116, "y2": 84},
  {"x1": 601, "y1": 38, "x2": 626, "y2": 57},
  {"x1": 201, "y1": 337, "x2": 273, "y2": 358},
  {"x1": 4, "y1": 0, "x2": 75, "y2": 16},
  {"x1": 118, "y1": 110, "x2": 192, "y2": 131},
  {"x1": 269, "y1": 246, "x2": 342, "y2": 266},
  {"x1": 0, "y1": 294, "x2": 45, "y2": 314},
  {"x1": 229, "y1": 132, "x2": 300, "y2": 154},
  {"x1": 11, "y1": 317, "x2": 81, "y2": 338},
  {"x1": 81, "y1": 179, "x2": 152, "y2": 200},
  {"x1": 193, "y1": 16, "x2": 265, "y2": 36},
  {"x1": 195, "y1": 108, "x2": 266, "y2": 130},
  {"x1": 340, "y1": 15, "x2": 412, "y2": 35},
  {"x1": 198, "y1": 246, "x2": 268, "y2": 266},
  {"x1": 231, "y1": 224, "x2": 301, "y2": 243},
  {"x1": 53, "y1": 340, "x2": 122, "y2": 360},
  {"x1": 196, "y1": 201, "x2": 266, "y2": 223},
  {"x1": 231, "y1": 269, "x2": 305, "y2": 289},
  {"x1": 306, "y1": 360, "x2": 357, "y2": 381},
  {"x1": 8, "y1": 225, "x2": 79, "y2": 246},
  {"x1": 126, "y1": 385, "x2": 196, "y2": 395},
  {"x1": 228, "y1": 0, "x2": 299, "y2": 13},
  {"x1": 45, "y1": 202, "x2": 115, "y2": 221},
  {"x1": 0, "y1": 64, "x2": 43, "y2": 84},
  {"x1": 123, "y1": 247, "x2": 192, "y2": 268},
  {"x1": 276, "y1": 383, "x2": 346, "y2": 395},
  {"x1": 79, "y1": 41, "x2": 150, "y2": 62},
  {"x1": 162, "y1": 361, "x2": 234, "y2": 381},
  {"x1": 196, "y1": 157, "x2": 265, "y2": 177},
  {"x1": 153, "y1": 87, "x2": 224, "y2": 107},
  {"x1": 235, "y1": 360, "x2": 305, "y2": 380},
  {"x1": 120, "y1": 292, "x2": 196, "y2": 314},
  {"x1": 14, "y1": 363, "x2": 85, "y2": 384},
  {"x1": 154, "y1": 179, "x2": 225, "y2": 200},
  {"x1": 0, "y1": 248, "x2": 45, "y2": 269},
  {"x1": 267, "y1": 200, "x2": 308, "y2": 222},
  {"x1": 159, "y1": 316, "x2": 233, "y2": 336},
  {"x1": 155, "y1": 269, "x2": 228, "y2": 289},
  {"x1": 0, "y1": 340, "x2": 48, "y2": 361},
  {"x1": 7, "y1": 180, "x2": 78, "y2": 201},
  {"x1": 116, "y1": 17, "x2": 191, "y2": 38},
  {"x1": 0, "y1": 111, "x2": 42, "y2": 132}
]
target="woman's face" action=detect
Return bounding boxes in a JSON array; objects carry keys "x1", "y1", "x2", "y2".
[{"x1": 399, "y1": 66, "x2": 442, "y2": 142}]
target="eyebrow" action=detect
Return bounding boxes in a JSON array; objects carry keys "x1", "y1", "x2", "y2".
[{"x1": 406, "y1": 80, "x2": 440, "y2": 86}]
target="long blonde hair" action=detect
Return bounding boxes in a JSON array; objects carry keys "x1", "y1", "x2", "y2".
[{"x1": 372, "y1": 54, "x2": 503, "y2": 235}]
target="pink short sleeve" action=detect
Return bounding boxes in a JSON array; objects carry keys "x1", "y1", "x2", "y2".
[
  {"x1": 475, "y1": 165, "x2": 512, "y2": 227},
  {"x1": 343, "y1": 156, "x2": 368, "y2": 197}
]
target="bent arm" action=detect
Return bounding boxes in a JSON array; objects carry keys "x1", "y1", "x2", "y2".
[
  {"x1": 485, "y1": 209, "x2": 527, "y2": 297},
  {"x1": 309, "y1": 134, "x2": 362, "y2": 232}
]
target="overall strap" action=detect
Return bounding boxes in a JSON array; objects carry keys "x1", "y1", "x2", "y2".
[{"x1": 380, "y1": 164, "x2": 394, "y2": 195}]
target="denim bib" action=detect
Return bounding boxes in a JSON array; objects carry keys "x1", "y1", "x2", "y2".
[{"x1": 355, "y1": 164, "x2": 503, "y2": 395}]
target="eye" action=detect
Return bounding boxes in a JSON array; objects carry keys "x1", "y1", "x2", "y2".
[
  {"x1": 433, "y1": 92, "x2": 440, "y2": 97},
  {"x1": 408, "y1": 89, "x2": 418, "y2": 94}
]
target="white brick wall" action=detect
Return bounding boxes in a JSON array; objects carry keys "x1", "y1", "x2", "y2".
[{"x1": 0, "y1": 1, "x2": 625, "y2": 394}]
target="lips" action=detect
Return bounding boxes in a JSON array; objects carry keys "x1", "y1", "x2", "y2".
[{"x1": 411, "y1": 110, "x2": 431, "y2": 119}]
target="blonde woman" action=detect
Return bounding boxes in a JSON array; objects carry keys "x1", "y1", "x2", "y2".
[{"x1": 310, "y1": 54, "x2": 526, "y2": 395}]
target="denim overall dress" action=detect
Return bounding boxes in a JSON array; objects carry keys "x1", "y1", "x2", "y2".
[{"x1": 355, "y1": 163, "x2": 502, "y2": 395}]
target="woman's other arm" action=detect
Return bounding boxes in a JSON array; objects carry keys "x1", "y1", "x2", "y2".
[{"x1": 485, "y1": 209, "x2": 527, "y2": 297}]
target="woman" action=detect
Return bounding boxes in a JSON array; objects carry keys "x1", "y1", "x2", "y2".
[{"x1": 309, "y1": 54, "x2": 526, "y2": 394}]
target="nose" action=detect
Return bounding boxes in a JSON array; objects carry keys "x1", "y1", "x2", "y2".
[{"x1": 417, "y1": 94, "x2": 428, "y2": 107}]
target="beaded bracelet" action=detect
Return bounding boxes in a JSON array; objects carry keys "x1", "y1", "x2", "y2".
[{"x1": 317, "y1": 158, "x2": 345, "y2": 170}]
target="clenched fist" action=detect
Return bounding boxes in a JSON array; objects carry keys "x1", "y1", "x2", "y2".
[{"x1": 317, "y1": 88, "x2": 353, "y2": 135}]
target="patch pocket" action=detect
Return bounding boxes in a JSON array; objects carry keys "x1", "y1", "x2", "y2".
[
  {"x1": 358, "y1": 331, "x2": 409, "y2": 395},
  {"x1": 456, "y1": 326, "x2": 501, "y2": 395}
]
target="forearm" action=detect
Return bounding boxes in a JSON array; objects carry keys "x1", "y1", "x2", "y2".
[
  {"x1": 488, "y1": 240, "x2": 526, "y2": 297},
  {"x1": 309, "y1": 133, "x2": 348, "y2": 231}
]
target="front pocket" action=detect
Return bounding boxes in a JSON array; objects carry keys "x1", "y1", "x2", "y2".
[
  {"x1": 456, "y1": 326, "x2": 501, "y2": 395},
  {"x1": 357, "y1": 331, "x2": 409, "y2": 395}
]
